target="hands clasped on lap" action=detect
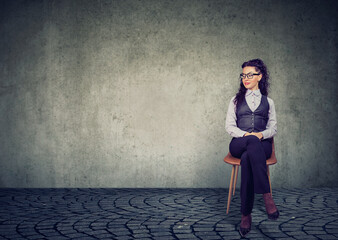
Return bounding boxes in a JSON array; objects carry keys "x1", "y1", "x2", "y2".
[{"x1": 244, "y1": 132, "x2": 263, "y2": 140}]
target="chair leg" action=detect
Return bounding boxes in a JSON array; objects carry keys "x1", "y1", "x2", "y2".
[
  {"x1": 233, "y1": 165, "x2": 239, "y2": 196},
  {"x1": 267, "y1": 166, "x2": 272, "y2": 195},
  {"x1": 227, "y1": 165, "x2": 235, "y2": 214}
]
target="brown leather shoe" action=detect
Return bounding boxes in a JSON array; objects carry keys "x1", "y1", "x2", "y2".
[
  {"x1": 267, "y1": 210, "x2": 279, "y2": 220},
  {"x1": 263, "y1": 193, "x2": 279, "y2": 220},
  {"x1": 239, "y1": 214, "x2": 251, "y2": 237}
]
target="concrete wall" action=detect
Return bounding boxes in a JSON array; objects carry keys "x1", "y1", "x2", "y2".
[{"x1": 0, "y1": 0, "x2": 337, "y2": 188}]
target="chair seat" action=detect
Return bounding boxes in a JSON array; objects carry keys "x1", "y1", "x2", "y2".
[
  {"x1": 223, "y1": 153, "x2": 241, "y2": 165},
  {"x1": 224, "y1": 151, "x2": 277, "y2": 166}
]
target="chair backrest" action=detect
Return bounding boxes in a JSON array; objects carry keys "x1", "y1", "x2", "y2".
[{"x1": 267, "y1": 138, "x2": 277, "y2": 165}]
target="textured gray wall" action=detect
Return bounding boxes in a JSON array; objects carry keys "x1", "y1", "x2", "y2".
[{"x1": 0, "y1": 0, "x2": 337, "y2": 188}]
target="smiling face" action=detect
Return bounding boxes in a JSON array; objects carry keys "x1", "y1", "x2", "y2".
[{"x1": 242, "y1": 66, "x2": 262, "y2": 91}]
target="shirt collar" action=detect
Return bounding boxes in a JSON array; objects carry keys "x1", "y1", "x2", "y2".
[{"x1": 246, "y1": 89, "x2": 261, "y2": 97}]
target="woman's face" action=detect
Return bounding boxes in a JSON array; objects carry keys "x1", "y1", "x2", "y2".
[{"x1": 241, "y1": 66, "x2": 262, "y2": 91}]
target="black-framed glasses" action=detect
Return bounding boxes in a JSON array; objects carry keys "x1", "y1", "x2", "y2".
[{"x1": 240, "y1": 73, "x2": 260, "y2": 79}]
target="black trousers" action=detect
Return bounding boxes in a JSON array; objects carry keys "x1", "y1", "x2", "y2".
[{"x1": 229, "y1": 135, "x2": 272, "y2": 216}]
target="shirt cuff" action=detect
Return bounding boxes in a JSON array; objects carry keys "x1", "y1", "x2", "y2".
[
  {"x1": 237, "y1": 129, "x2": 247, "y2": 138},
  {"x1": 261, "y1": 130, "x2": 269, "y2": 139}
]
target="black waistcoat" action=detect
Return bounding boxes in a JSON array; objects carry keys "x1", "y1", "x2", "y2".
[{"x1": 236, "y1": 95, "x2": 269, "y2": 132}]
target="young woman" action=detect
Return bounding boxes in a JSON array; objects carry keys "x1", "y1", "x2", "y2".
[{"x1": 225, "y1": 59, "x2": 279, "y2": 237}]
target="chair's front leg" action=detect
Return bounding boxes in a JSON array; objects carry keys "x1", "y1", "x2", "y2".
[
  {"x1": 233, "y1": 165, "x2": 239, "y2": 196},
  {"x1": 227, "y1": 165, "x2": 235, "y2": 214}
]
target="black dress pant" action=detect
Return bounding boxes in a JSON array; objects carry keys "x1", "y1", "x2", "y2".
[{"x1": 229, "y1": 135, "x2": 272, "y2": 216}]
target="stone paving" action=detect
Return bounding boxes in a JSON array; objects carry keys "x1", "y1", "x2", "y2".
[{"x1": 0, "y1": 188, "x2": 337, "y2": 240}]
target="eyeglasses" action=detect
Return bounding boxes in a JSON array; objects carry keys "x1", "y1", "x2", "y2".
[{"x1": 240, "y1": 73, "x2": 260, "y2": 79}]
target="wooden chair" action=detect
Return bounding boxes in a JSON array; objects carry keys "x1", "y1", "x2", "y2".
[{"x1": 224, "y1": 138, "x2": 277, "y2": 214}]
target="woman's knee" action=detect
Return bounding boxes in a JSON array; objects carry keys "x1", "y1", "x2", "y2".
[{"x1": 246, "y1": 135, "x2": 261, "y2": 144}]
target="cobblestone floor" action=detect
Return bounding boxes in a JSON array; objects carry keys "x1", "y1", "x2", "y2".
[{"x1": 0, "y1": 188, "x2": 337, "y2": 240}]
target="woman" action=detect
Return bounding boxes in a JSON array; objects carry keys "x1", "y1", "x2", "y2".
[{"x1": 225, "y1": 59, "x2": 279, "y2": 237}]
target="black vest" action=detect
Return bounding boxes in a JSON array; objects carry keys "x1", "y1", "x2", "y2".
[{"x1": 236, "y1": 95, "x2": 269, "y2": 132}]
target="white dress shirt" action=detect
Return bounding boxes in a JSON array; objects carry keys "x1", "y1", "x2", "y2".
[{"x1": 225, "y1": 89, "x2": 277, "y2": 139}]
